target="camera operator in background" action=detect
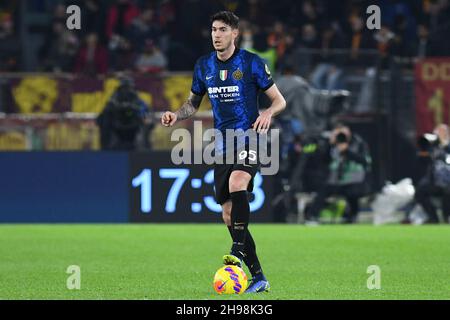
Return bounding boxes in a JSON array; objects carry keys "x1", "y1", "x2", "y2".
[
  {"x1": 97, "y1": 76, "x2": 153, "y2": 150},
  {"x1": 273, "y1": 66, "x2": 351, "y2": 221},
  {"x1": 306, "y1": 123, "x2": 372, "y2": 224},
  {"x1": 275, "y1": 63, "x2": 350, "y2": 182},
  {"x1": 414, "y1": 124, "x2": 450, "y2": 224}
]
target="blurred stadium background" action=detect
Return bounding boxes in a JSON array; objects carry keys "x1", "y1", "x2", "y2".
[
  {"x1": 1, "y1": 0, "x2": 450, "y2": 300},
  {"x1": 1, "y1": 0, "x2": 450, "y2": 224}
]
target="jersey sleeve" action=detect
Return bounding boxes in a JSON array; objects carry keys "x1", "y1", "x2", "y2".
[
  {"x1": 191, "y1": 59, "x2": 206, "y2": 96},
  {"x1": 252, "y1": 55, "x2": 274, "y2": 91}
]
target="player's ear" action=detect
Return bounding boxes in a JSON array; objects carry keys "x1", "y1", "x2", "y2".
[{"x1": 232, "y1": 27, "x2": 239, "y2": 38}]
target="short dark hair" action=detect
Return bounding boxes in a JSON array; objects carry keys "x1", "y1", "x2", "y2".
[{"x1": 210, "y1": 11, "x2": 239, "y2": 29}]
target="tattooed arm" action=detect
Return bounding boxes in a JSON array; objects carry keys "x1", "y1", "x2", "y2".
[
  {"x1": 175, "y1": 92, "x2": 203, "y2": 120},
  {"x1": 161, "y1": 92, "x2": 203, "y2": 127}
]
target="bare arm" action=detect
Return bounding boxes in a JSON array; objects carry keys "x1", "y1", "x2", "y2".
[
  {"x1": 161, "y1": 92, "x2": 204, "y2": 126},
  {"x1": 253, "y1": 84, "x2": 286, "y2": 133},
  {"x1": 263, "y1": 84, "x2": 287, "y2": 116}
]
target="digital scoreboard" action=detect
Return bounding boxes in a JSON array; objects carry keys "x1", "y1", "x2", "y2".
[{"x1": 129, "y1": 152, "x2": 273, "y2": 223}]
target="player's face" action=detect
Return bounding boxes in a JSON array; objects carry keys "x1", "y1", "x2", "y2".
[{"x1": 211, "y1": 21, "x2": 238, "y2": 52}]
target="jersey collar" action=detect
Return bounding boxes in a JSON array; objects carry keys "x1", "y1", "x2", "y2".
[{"x1": 216, "y1": 46, "x2": 240, "y2": 64}]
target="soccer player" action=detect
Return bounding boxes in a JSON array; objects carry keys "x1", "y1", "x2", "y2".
[{"x1": 161, "y1": 11, "x2": 286, "y2": 293}]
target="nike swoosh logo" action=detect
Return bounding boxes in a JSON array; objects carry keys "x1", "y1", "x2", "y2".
[
  {"x1": 218, "y1": 281, "x2": 228, "y2": 290},
  {"x1": 206, "y1": 76, "x2": 213, "y2": 80}
]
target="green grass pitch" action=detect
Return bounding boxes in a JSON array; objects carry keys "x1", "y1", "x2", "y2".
[{"x1": 0, "y1": 224, "x2": 449, "y2": 300}]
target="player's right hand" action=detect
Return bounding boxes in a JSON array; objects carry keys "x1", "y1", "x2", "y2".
[{"x1": 161, "y1": 111, "x2": 177, "y2": 127}]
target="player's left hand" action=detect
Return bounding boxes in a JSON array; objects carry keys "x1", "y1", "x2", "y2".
[{"x1": 253, "y1": 109, "x2": 273, "y2": 134}]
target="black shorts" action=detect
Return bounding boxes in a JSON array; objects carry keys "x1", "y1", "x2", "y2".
[{"x1": 214, "y1": 149, "x2": 260, "y2": 205}]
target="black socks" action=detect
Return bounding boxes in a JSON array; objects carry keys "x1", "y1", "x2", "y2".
[
  {"x1": 228, "y1": 190, "x2": 263, "y2": 277},
  {"x1": 230, "y1": 191, "x2": 250, "y2": 257}
]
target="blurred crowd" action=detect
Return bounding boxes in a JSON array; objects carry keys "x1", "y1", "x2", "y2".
[
  {"x1": 1, "y1": 0, "x2": 450, "y2": 74},
  {"x1": 0, "y1": 2, "x2": 20, "y2": 71}
]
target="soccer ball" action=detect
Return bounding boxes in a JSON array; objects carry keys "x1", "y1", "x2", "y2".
[{"x1": 213, "y1": 265, "x2": 248, "y2": 294}]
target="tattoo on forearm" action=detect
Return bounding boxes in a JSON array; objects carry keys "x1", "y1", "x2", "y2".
[
  {"x1": 175, "y1": 94, "x2": 202, "y2": 120},
  {"x1": 175, "y1": 102, "x2": 197, "y2": 120}
]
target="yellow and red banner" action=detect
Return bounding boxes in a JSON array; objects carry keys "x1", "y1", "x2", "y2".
[
  {"x1": 1, "y1": 73, "x2": 216, "y2": 151},
  {"x1": 415, "y1": 58, "x2": 450, "y2": 134},
  {"x1": 5, "y1": 74, "x2": 211, "y2": 114}
]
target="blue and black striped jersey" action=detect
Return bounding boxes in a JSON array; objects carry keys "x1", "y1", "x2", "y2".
[{"x1": 191, "y1": 48, "x2": 274, "y2": 132}]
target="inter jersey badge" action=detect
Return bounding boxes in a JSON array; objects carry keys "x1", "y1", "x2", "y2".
[
  {"x1": 232, "y1": 68, "x2": 243, "y2": 80},
  {"x1": 219, "y1": 70, "x2": 228, "y2": 81}
]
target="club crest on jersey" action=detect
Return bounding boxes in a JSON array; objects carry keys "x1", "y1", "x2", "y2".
[
  {"x1": 219, "y1": 70, "x2": 228, "y2": 81},
  {"x1": 232, "y1": 68, "x2": 243, "y2": 80}
]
